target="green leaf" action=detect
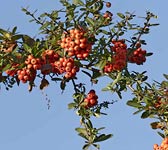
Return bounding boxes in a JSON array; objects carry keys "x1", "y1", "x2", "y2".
[
  {"x1": 157, "y1": 131, "x2": 165, "y2": 138},
  {"x1": 12, "y1": 26, "x2": 17, "y2": 34},
  {"x1": 60, "y1": 81, "x2": 66, "y2": 91},
  {"x1": 146, "y1": 52, "x2": 153, "y2": 56},
  {"x1": 94, "y1": 59, "x2": 107, "y2": 70},
  {"x1": 2, "y1": 64, "x2": 11, "y2": 72},
  {"x1": 94, "y1": 134, "x2": 112, "y2": 143},
  {"x1": 86, "y1": 17, "x2": 95, "y2": 27},
  {"x1": 68, "y1": 102, "x2": 76, "y2": 109},
  {"x1": 75, "y1": 128, "x2": 88, "y2": 137},
  {"x1": 22, "y1": 35, "x2": 35, "y2": 47},
  {"x1": 82, "y1": 70, "x2": 92, "y2": 78},
  {"x1": 93, "y1": 144, "x2": 100, "y2": 150},
  {"x1": 163, "y1": 74, "x2": 168, "y2": 80},
  {"x1": 39, "y1": 21, "x2": 50, "y2": 30},
  {"x1": 127, "y1": 100, "x2": 142, "y2": 108},
  {"x1": 73, "y1": 0, "x2": 84, "y2": 6},
  {"x1": 141, "y1": 110, "x2": 150, "y2": 119},
  {"x1": 117, "y1": 13, "x2": 125, "y2": 19},
  {"x1": 82, "y1": 144, "x2": 90, "y2": 150},
  {"x1": 51, "y1": 77, "x2": 62, "y2": 81}
]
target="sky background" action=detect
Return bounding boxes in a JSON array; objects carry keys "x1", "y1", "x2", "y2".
[{"x1": 0, "y1": 0, "x2": 168, "y2": 150}]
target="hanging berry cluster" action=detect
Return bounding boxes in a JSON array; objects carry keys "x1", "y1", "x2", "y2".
[
  {"x1": 103, "y1": 40, "x2": 127, "y2": 73},
  {"x1": 153, "y1": 138, "x2": 168, "y2": 150},
  {"x1": 128, "y1": 48, "x2": 147, "y2": 65},
  {"x1": 60, "y1": 28, "x2": 92, "y2": 59},
  {"x1": 84, "y1": 90, "x2": 98, "y2": 108}
]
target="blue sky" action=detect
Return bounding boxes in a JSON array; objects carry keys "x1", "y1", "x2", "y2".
[{"x1": 0, "y1": 0, "x2": 168, "y2": 150}]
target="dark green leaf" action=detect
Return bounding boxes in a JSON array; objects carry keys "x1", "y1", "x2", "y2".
[
  {"x1": 86, "y1": 17, "x2": 95, "y2": 27},
  {"x1": 68, "y1": 102, "x2": 76, "y2": 109},
  {"x1": 2, "y1": 64, "x2": 11, "y2": 72},
  {"x1": 146, "y1": 52, "x2": 153, "y2": 56},
  {"x1": 127, "y1": 100, "x2": 142, "y2": 108},
  {"x1": 82, "y1": 144, "x2": 90, "y2": 150},
  {"x1": 60, "y1": 80, "x2": 66, "y2": 90},
  {"x1": 73, "y1": 0, "x2": 84, "y2": 6},
  {"x1": 141, "y1": 110, "x2": 150, "y2": 119},
  {"x1": 163, "y1": 74, "x2": 168, "y2": 80},
  {"x1": 157, "y1": 131, "x2": 165, "y2": 138},
  {"x1": 39, "y1": 21, "x2": 50, "y2": 30},
  {"x1": 12, "y1": 26, "x2": 17, "y2": 34},
  {"x1": 82, "y1": 70, "x2": 92, "y2": 78},
  {"x1": 94, "y1": 134, "x2": 112, "y2": 143},
  {"x1": 93, "y1": 144, "x2": 100, "y2": 149},
  {"x1": 117, "y1": 13, "x2": 125, "y2": 19},
  {"x1": 51, "y1": 77, "x2": 62, "y2": 81}
]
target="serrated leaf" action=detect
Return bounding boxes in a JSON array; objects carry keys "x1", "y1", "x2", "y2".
[
  {"x1": 94, "y1": 134, "x2": 112, "y2": 143},
  {"x1": 117, "y1": 13, "x2": 125, "y2": 19}
]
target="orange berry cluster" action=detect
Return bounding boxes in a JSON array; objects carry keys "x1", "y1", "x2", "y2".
[
  {"x1": 103, "y1": 40, "x2": 127, "y2": 73},
  {"x1": 5, "y1": 63, "x2": 19, "y2": 77},
  {"x1": 53, "y1": 57, "x2": 79, "y2": 79},
  {"x1": 128, "y1": 48, "x2": 146, "y2": 65},
  {"x1": 25, "y1": 55, "x2": 42, "y2": 70},
  {"x1": 153, "y1": 138, "x2": 168, "y2": 150},
  {"x1": 41, "y1": 49, "x2": 59, "y2": 74},
  {"x1": 17, "y1": 67, "x2": 36, "y2": 83},
  {"x1": 84, "y1": 90, "x2": 98, "y2": 108},
  {"x1": 60, "y1": 28, "x2": 92, "y2": 59}
]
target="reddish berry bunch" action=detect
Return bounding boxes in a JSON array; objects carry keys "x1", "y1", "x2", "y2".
[
  {"x1": 128, "y1": 48, "x2": 146, "y2": 65},
  {"x1": 25, "y1": 55, "x2": 42, "y2": 70},
  {"x1": 60, "y1": 28, "x2": 92, "y2": 59},
  {"x1": 53, "y1": 57, "x2": 79, "y2": 79},
  {"x1": 41, "y1": 49, "x2": 60, "y2": 75},
  {"x1": 5, "y1": 63, "x2": 19, "y2": 76},
  {"x1": 153, "y1": 137, "x2": 168, "y2": 150},
  {"x1": 104, "y1": 40, "x2": 127, "y2": 73},
  {"x1": 17, "y1": 67, "x2": 36, "y2": 83},
  {"x1": 84, "y1": 90, "x2": 98, "y2": 108},
  {"x1": 103, "y1": 11, "x2": 113, "y2": 25}
]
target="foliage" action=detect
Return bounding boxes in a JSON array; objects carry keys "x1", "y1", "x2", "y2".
[{"x1": 0, "y1": 0, "x2": 166, "y2": 149}]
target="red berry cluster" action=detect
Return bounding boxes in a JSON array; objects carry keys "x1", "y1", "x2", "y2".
[
  {"x1": 84, "y1": 90, "x2": 98, "y2": 108},
  {"x1": 153, "y1": 137, "x2": 168, "y2": 150},
  {"x1": 53, "y1": 57, "x2": 79, "y2": 79},
  {"x1": 17, "y1": 67, "x2": 36, "y2": 83},
  {"x1": 5, "y1": 63, "x2": 19, "y2": 76},
  {"x1": 41, "y1": 49, "x2": 59, "y2": 74},
  {"x1": 128, "y1": 48, "x2": 146, "y2": 65},
  {"x1": 25, "y1": 55, "x2": 42, "y2": 70},
  {"x1": 104, "y1": 40, "x2": 127, "y2": 73},
  {"x1": 60, "y1": 28, "x2": 92, "y2": 59}
]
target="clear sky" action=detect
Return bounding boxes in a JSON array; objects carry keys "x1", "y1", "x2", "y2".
[{"x1": 0, "y1": 0, "x2": 168, "y2": 150}]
